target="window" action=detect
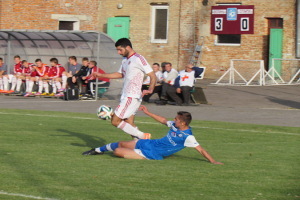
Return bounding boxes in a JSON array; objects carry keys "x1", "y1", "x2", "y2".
[
  {"x1": 59, "y1": 20, "x2": 79, "y2": 31},
  {"x1": 217, "y1": 34, "x2": 241, "y2": 44},
  {"x1": 151, "y1": 5, "x2": 169, "y2": 43},
  {"x1": 215, "y1": 3, "x2": 242, "y2": 46}
]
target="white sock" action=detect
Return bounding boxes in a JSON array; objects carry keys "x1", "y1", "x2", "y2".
[
  {"x1": 3, "y1": 76, "x2": 9, "y2": 90},
  {"x1": 16, "y1": 79, "x2": 22, "y2": 91},
  {"x1": 25, "y1": 79, "x2": 30, "y2": 92},
  {"x1": 44, "y1": 82, "x2": 49, "y2": 93},
  {"x1": 117, "y1": 121, "x2": 144, "y2": 139},
  {"x1": 62, "y1": 75, "x2": 67, "y2": 88},
  {"x1": 11, "y1": 76, "x2": 17, "y2": 91},
  {"x1": 38, "y1": 81, "x2": 43, "y2": 93},
  {"x1": 55, "y1": 81, "x2": 62, "y2": 90},
  {"x1": 52, "y1": 81, "x2": 57, "y2": 93},
  {"x1": 28, "y1": 81, "x2": 34, "y2": 93},
  {"x1": 0, "y1": 78, "x2": 3, "y2": 90}
]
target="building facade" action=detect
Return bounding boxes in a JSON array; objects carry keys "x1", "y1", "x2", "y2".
[{"x1": 0, "y1": 0, "x2": 297, "y2": 79}]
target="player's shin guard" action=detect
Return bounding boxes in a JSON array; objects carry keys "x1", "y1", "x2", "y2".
[
  {"x1": 26, "y1": 81, "x2": 34, "y2": 93},
  {"x1": 62, "y1": 75, "x2": 67, "y2": 89},
  {"x1": 55, "y1": 81, "x2": 62, "y2": 90},
  {"x1": 25, "y1": 79, "x2": 30, "y2": 92},
  {"x1": 117, "y1": 121, "x2": 144, "y2": 139},
  {"x1": 95, "y1": 142, "x2": 119, "y2": 153},
  {"x1": 0, "y1": 78, "x2": 3, "y2": 90},
  {"x1": 3, "y1": 76, "x2": 9, "y2": 90},
  {"x1": 10, "y1": 76, "x2": 17, "y2": 91},
  {"x1": 52, "y1": 81, "x2": 56, "y2": 93},
  {"x1": 43, "y1": 82, "x2": 49, "y2": 93},
  {"x1": 38, "y1": 81, "x2": 43, "y2": 93},
  {"x1": 16, "y1": 78, "x2": 22, "y2": 92}
]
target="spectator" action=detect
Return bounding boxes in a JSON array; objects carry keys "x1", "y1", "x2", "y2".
[
  {"x1": 168, "y1": 64, "x2": 204, "y2": 106},
  {"x1": 85, "y1": 61, "x2": 110, "y2": 96},
  {"x1": 158, "y1": 62, "x2": 178, "y2": 103},
  {"x1": 67, "y1": 57, "x2": 89, "y2": 93},
  {"x1": 142, "y1": 63, "x2": 163, "y2": 102},
  {"x1": 0, "y1": 57, "x2": 8, "y2": 93}
]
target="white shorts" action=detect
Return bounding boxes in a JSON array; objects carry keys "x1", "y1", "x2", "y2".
[
  {"x1": 114, "y1": 97, "x2": 142, "y2": 119},
  {"x1": 134, "y1": 149, "x2": 148, "y2": 159}
]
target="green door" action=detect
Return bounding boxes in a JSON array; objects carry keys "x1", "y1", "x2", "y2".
[
  {"x1": 107, "y1": 17, "x2": 130, "y2": 41},
  {"x1": 269, "y1": 28, "x2": 283, "y2": 74}
]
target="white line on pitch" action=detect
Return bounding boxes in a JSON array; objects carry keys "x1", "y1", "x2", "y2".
[
  {"x1": 0, "y1": 190, "x2": 59, "y2": 200},
  {"x1": 260, "y1": 107, "x2": 300, "y2": 111},
  {"x1": 0, "y1": 112, "x2": 299, "y2": 136}
]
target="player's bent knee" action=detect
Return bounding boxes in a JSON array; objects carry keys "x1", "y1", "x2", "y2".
[
  {"x1": 113, "y1": 148, "x2": 124, "y2": 158},
  {"x1": 111, "y1": 115, "x2": 122, "y2": 127}
]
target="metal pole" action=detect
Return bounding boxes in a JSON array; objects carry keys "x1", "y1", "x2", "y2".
[
  {"x1": 94, "y1": 32, "x2": 101, "y2": 101},
  {"x1": 7, "y1": 35, "x2": 11, "y2": 74}
]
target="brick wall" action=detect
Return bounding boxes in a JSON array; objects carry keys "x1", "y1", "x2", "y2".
[
  {"x1": 0, "y1": 0, "x2": 99, "y2": 30},
  {"x1": 97, "y1": 0, "x2": 182, "y2": 69},
  {"x1": 0, "y1": 0, "x2": 296, "y2": 79},
  {"x1": 198, "y1": 0, "x2": 296, "y2": 78}
]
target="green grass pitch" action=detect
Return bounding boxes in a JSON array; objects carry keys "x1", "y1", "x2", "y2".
[{"x1": 0, "y1": 109, "x2": 299, "y2": 200}]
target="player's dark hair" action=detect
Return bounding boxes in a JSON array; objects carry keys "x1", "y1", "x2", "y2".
[
  {"x1": 165, "y1": 62, "x2": 172, "y2": 66},
  {"x1": 153, "y1": 63, "x2": 160, "y2": 67},
  {"x1": 0, "y1": 57, "x2": 3, "y2": 61},
  {"x1": 115, "y1": 38, "x2": 132, "y2": 48},
  {"x1": 82, "y1": 57, "x2": 89, "y2": 62},
  {"x1": 90, "y1": 60, "x2": 97, "y2": 66},
  {"x1": 35, "y1": 58, "x2": 42, "y2": 63},
  {"x1": 21, "y1": 60, "x2": 27, "y2": 64},
  {"x1": 177, "y1": 111, "x2": 192, "y2": 126},
  {"x1": 14, "y1": 55, "x2": 20, "y2": 59},
  {"x1": 50, "y1": 58, "x2": 58, "y2": 64},
  {"x1": 69, "y1": 56, "x2": 77, "y2": 61}
]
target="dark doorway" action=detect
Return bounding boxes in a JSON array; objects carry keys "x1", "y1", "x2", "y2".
[{"x1": 263, "y1": 18, "x2": 283, "y2": 70}]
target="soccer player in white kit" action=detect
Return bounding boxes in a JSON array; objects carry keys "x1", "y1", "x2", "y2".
[{"x1": 92, "y1": 38, "x2": 156, "y2": 139}]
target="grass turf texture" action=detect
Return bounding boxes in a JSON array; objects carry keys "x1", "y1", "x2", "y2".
[{"x1": 0, "y1": 109, "x2": 299, "y2": 200}]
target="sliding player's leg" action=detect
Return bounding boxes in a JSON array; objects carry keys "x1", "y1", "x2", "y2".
[{"x1": 82, "y1": 140, "x2": 145, "y2": 159}]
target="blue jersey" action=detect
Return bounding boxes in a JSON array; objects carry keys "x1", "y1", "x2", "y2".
[{"x1": 135, "y1": 121, "x2": 199, "y2": 160}]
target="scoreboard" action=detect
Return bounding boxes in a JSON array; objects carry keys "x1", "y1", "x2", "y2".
[{"x1": 211, "y1": 5, "x2": 254, "y2": 34}]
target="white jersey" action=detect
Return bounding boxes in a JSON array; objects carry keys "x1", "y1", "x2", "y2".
[
  {"x1": 143, "y1": 70, "x2": 163, "y2": 84},
  {"x1": 178, "y1": 70, "x2": 195, "y2": 87},
  {"x1": 163, "y1": 68, "x2": 178, "y2": 85},
  {"x1": 118, "y1": 53, "x2": 153, "y2": 99}
]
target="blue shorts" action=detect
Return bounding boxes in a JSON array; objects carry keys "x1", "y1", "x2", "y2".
[{"x1": 135, "y1": 139, "x2": 163, "y2": 160}]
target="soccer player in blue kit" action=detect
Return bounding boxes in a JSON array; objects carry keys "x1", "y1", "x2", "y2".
[{"x1": 82, "y1": 105, "x2": 223, "y2": 164}]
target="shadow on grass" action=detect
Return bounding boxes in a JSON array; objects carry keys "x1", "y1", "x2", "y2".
[
  {"x1": 56, "y1": 129, "x2": 106, "y2": 148},
  {"x1": 170, "y1": 154, "x2": 209, "y2": 163}
]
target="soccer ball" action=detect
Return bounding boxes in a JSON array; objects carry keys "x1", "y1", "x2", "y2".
[{"x1": 97, "y1": 105, "x2": 113, "y2": 120}]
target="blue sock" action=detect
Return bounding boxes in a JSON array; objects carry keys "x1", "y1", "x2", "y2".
[{"x1": 96, "y1": 142, "x2": 119, "y2": 152}]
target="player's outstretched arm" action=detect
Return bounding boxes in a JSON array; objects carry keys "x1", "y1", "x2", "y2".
[
  {"x1": 142, "y1": 71, "x2": 156, "y2": 97},
  {"x1": 139, "y1": 105, "x2": 168, "y2": 125},
  {"x1": 92, "y1": 72, "x2": 123, "y2": 79},
  {"x1": 195, "y1": 145, "x2": 223, "y2": 165}
]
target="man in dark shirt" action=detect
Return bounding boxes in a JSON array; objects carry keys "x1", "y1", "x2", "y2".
[{"x1": 67, "y1": 57, "x2": 89, "y2": 93}]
